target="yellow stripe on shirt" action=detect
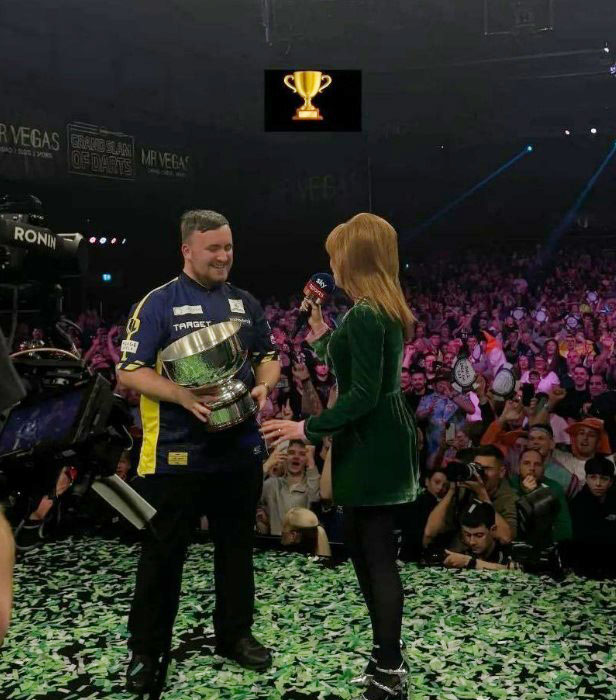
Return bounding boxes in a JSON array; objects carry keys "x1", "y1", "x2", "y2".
[{"x1": 137, "y1": 352, "x2": 163, "y2": 476}]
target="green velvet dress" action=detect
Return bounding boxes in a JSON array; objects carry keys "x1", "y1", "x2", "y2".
[{"x1": 304, "y1": 301, "x2": 420, "y2": 507}]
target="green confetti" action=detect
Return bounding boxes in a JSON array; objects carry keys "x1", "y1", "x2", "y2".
[{"x1": 1, "y1": 538, "x2": 614, "y2": 699}]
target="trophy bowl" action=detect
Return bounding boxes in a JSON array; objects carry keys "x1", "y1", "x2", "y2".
[{"x1": 160, "y1": 321, "x2": 257, "y2": 432}]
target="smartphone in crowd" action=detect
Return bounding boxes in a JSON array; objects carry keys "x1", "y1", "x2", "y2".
[
  {"x1": 445, "y1": 422, "x2": 456, "y2": 442},
  {"x1": 521, "y1": 383, "x2": 535, "y2": 407},
  {"x1": 534, "y1": 392, "x2": 549, "y2": 415}
]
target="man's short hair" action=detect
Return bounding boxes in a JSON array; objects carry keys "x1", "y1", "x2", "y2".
[
  {"x1": 520, "y1": 448, "x2": 544, "y2": 463},
  {"x1": 435, "y1": 368, "x2": 452, "y2": 383},
  {"x1": 529, "y1": 423, "x2": 554, "y2": 438},
  {"x1": 474, "y1": 444, "x2": 504, "y2": 464},
  {"x1": 288, "y1": 439, "x2": 306, "y2": 449},
  {"x1": 461, "y1": 500, "x2": 496, "y2": 529},
  {"x1": 409, "y1": 366, "x2": 426, "y2": 376},
  {"x1": 180, "y1": 209, "x2": 229, "y2": 243}
]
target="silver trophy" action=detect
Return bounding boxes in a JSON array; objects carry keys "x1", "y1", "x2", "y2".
[{"x1": 160, "y1": 321, "x2": 257, "y2": 432}]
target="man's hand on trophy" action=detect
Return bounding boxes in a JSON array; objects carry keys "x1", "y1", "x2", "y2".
[
  {"x1": 251, "y1": 384, "x2": 269, "y2": 411},
  {"x1": 175, "y1": 386, "x2": 213, "y2": 424}
]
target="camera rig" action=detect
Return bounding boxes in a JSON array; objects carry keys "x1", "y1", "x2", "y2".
[{"x1": 0, "y1": 193, "x2": 155, "y2": 536}]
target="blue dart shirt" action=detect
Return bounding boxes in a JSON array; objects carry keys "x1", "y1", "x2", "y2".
[{"x1": 116, "y1": 272, "x2": 278, "y2": 476}]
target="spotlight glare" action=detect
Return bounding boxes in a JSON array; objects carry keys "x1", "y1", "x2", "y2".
[
  {"x1": 591, "y1": 128, "x2": 598, "y2": 134},
  {"x1": 564, "y1": 129, "x2": 571, "y2": 136},
  {"x1": 100, "y1": 237, "x2": 107, "y2": 244},
  {"x1": 526, "y1": 145, "x2": 534, "y2": 152},
  {"x1": 111, "y1": 237, "x2": 117, "y2": 244},
  {"x1": 89, "y1": 236, "x2": 96, "y2": 243},
  {"x1": 604, "y1": 42, "x2": 610, "y2": 54},
  {"x1": 121, "y1": 238, "x2": 127, "y2": 245}
]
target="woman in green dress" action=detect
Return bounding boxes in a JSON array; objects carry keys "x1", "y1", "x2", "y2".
[{"x1": 262, "y1": 213, "x2": 420, "y2": 700}]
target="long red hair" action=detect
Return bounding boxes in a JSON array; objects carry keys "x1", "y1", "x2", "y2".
[{"x1": 325, "y1": 213, "x2": 415, "y2": 340}]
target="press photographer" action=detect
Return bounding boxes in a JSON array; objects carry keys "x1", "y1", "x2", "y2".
[
  {"x1": 509, "y1": 448, "x2": 571, "y2": 547},
  {"x1": 422, "y1": 445, "x2": 519, "y2": 552}
]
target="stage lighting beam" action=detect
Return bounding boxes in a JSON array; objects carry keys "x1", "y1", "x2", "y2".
[
  {"x1": 407, "y1": 146, "x2": 534, "y2": 238},
  {"x1": 547, "y1": 141, "x2": 616, "y2": 252}
]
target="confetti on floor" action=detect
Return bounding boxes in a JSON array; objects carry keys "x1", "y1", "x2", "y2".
[{"x1": 1, "y1": 536, "x2": 615, "y2": 699}]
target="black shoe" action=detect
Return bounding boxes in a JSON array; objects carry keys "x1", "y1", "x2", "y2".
[
  {"x1": 359, "y1": 660, "x2": 409, "y2": 700},
  {"x1": 351, "y1": 640, "x2": 406, "y2": 687},
  {"x1": 126, "y1": 653, "x2": 164, "y2": 695},
  {"x1": 216, "y1": 634, "x2": 272, "y2": 671},
  {"x1": 350, "y1": 651, "x2": 377, "y2": 687}
]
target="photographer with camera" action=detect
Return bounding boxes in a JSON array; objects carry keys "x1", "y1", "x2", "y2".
[
  {"x1": 423, "y1": 445, "x2": 518, "y2": 552},
  {"x1": 509, "y1": 448, "x2": 572, "y2": 545}
]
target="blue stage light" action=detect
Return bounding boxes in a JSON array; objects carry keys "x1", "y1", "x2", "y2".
[
  {"x1": 102, "y1": 273, "x2": 112, "y2": 282},
  {"x1": 548, "y1": 141, "x2": 616, "y2": 251},
  {"x1": 407, "y1": 145, "x2": 533, "y2": 238}
]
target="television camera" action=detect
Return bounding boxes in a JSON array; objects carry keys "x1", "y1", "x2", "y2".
[{"x1": 0, "y1": 193, "x2": 155, "y2": 543}]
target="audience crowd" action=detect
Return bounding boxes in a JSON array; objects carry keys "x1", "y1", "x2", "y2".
[{"x1": 9, "y1": 244, "x2": 616, "y2": 575}]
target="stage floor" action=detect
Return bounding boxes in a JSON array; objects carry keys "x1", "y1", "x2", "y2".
[{"x1": 1, "y1": 537, "x2": 614, "y2": 700}]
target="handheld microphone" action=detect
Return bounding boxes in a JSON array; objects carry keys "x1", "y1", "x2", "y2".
[{"x1": 291, "y1": 272, "x2": 336, "y2": 338}]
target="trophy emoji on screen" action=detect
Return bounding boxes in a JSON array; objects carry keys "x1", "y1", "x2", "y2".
[{"x1": 283, "y1": 70, "x2": 332, "y2": 121}]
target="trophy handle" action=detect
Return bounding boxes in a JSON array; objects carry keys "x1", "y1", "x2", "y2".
[
  {"x1": 319, "y1": 74, "x2": 332, "y2": 92},
  {"x1": 283, "y1": 74, "x2": 297, "y2": 93}
]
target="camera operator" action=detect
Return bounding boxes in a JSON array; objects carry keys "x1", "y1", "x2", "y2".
[
  {"x1": 441, "y1": 501, "x2": 520, "y2": 571},
  {"x1": 423, "y1": 445, "x2": 518, "y2": 552},
  {"x1": 509, "y1": 448, "x2": 572, "y2": 544}
]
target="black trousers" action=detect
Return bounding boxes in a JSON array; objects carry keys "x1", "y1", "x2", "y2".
[
  {"x1": 127, "y1": 463, "x2": 263, "y2": 656},
  {"x1": 343, "y1": 505, "x2": 404, "y2": 669}
]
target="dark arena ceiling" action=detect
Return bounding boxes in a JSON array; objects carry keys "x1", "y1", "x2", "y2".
[{"x1": 1, "y1": 1, "x2": 615, "y2": 298}]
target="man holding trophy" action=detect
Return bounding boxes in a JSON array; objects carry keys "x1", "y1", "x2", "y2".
[{"x1": 116, "y1": 210, "x2": 280, "y2": 695}]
